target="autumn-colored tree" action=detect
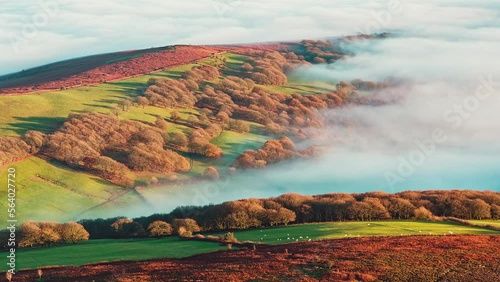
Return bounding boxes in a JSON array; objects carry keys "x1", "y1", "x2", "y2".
[
  {"x1": 414, "y1": 206, "x2": 433, "y2": 220},
  {"x1": 491, "y1": 204, "x2": 500, "y2": 219},
  {"x1": 467, "y1": 199, "x2": 491, "y2": 220},
  {"x1": 203, "y1": 143, "x2": 223, "y2": 158},
  {"x1": 21, "y1": 130, "x2": 46, "y2": 154},
  {"x1": 241, "y1": 63, "x2": 253, "y2": 73},
  {"x1": 128, "y1": 143, "x2": 190, "y2": 173},
  {"x1": 137, "y1": 96, "x2": 149, "y2": 108},
  {"x1": 19, "y1": 222, "x2": 42, "y2": 247},
  {"x1": 203, "y1": 166, "x2": 220, "y2": 180},
  {"x1": 40, "y1": 227, "x2": 61, "y2": 246},
  {"x1": 155, "y1": 116, "x2": 168, "y2": 130},
  {"x1": 61, "y1": 222, "x2": 90, "y2": 243},
  {"x1": 86, "y1": 156, "x2": 133, "y2": 186},
  {"x1": 119, "y1": 99, "x2": 133, "y2": 111},
  {"x1": 111, "y1": 218, "x2": 146, "y2": 238},
  {"x1": 147, "y1": 221, "x2": 173, "y2": 237},
  {"x1": 387, "y1": 198, "x2": 416, "y2": 219},
  {"x1": 170, "y1": 132, "x2": 188, "y2": 149},
  {"x1": 235, "y1": 151, "x2": 257, "y2": 168},
  {"x1": 313, "y1": 56, "x2": 327, "y2": 64},
  {"x1": 170, "y1": 110, "x2": 181, "y2": 122},
  {"x1": 148, "y1": 176, "x2": 159, "y2": 186},
  {"x1": 216, "y1": 111, "x2": 230, "y2": 124},
  {"x1": 265, "y1": 122, "x2": 283, "y2": 135},
  {"x1": 0, "y1": 137, "x2": 32, "y2": 166},
  {"x1": 172, "y1": 218, "x2": 201, "y2": 237},
  {"x1": 228, "y1": 119, "x2": 250, "y2": 133},
  {"x1": 264, "y1": 208, "x2": 296, "y2": 226}
]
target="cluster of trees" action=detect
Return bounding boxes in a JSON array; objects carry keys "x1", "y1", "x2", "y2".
[
  {"x1": 235, "y1": 136, "x2": 310, "y2": 168},
  {"x1": 350, "y1": 79, "x2": 389, "y2": 91},
  {"x1": 208, "y1": 53, "x2": 227, "y2": 68},
  {"x1": 182, "y1": 65, "x2": 220, "y2": 85},
  {"x1": 291, "y1": 40, "x2": 344, "y2": 64},
  {"x1": 144, "y1": 77, "x2": 198, "y2": 108},
  {"x1": 41, "y1": 112, "x2": 190, "y2": 185},
  {"x1": 188, "y1": 125, "x2": 223, "y2": 158},
  {"x1": 246, "y1": 51, "x2": 290, "y2": 86},
  {"x1": 78, "y1": 217, "x2": 201, "y2": 240},
  {"x1": 0, "y1": 131, "x2": 46, "y2": 166},
  {"x1": 9, "y1": 190, "x2": 497, "y2": 246},
  {"x1": 202, "y1": 75, "x2": 352, "y2": 138},
  {"x1": 16, "y1": 222, "x2": 89, "y2": 247},
  {"x1": 168, "y1": 190, "x2": 500, "y2": 231},
  {"x1": 140, "y1": 65, "x2": 219, "y2": 110},
  {"x1": 77, "y1": 190, "x2": 500, "y2": 240}
]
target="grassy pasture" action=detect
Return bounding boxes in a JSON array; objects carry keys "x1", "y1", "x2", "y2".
[
  {"x1": 227, "y1": 220, "x2": 499, "y2": 244},
  {"x1": 467, "y1": 219, "x2": 500, "y2": 227},
  {"x1": 0, "y1": 237, "x2": 225, "y2": 271},
  {"x1": 0, "y1": 54, "x2": 220, "y2": 138},
  {"x1": 1, "y1": 220, "x2": 497, "y2": 271},
  {"x1": 266, "y1": 74, "x2": 336, "y2": 95},
  {"x1": 0, "y1": 157, "x2": 136, "y2": 222}
]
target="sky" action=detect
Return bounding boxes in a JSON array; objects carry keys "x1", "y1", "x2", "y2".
[{"x1": 1, "y1": 0, "x2": 499, "y2": 75}]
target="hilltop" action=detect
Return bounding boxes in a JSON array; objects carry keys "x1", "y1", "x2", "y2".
[{"x1": 0, "y1": 44, "x2": 287, "y2": 95}]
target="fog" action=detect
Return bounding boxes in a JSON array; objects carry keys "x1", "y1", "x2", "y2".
[
  {"x1": 6, "y1": 0, "x2": 499, "y2": 220},
  {"x1": 88, "y1": 31, "x2": 500, "y2": 219}
]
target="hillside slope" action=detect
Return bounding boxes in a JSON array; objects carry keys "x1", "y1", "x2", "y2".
[{"x1": 0, "y1": 45, "x2": 221, "y2": 94}]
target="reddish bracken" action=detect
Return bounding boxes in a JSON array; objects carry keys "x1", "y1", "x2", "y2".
[
  {"x1": 12, "y1": 235, "x2": 500, "y2": 282},
  {"x1": 0, "y1": 44, "x2": 289, "y2": 95},
  {"x1": 0, "y1": 46, "x2": 221, "y2": 95}
]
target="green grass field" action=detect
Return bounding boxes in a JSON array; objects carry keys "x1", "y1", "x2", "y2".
[
  {"x1": 0, "y1": 237, "x2": 225, "y2": 271},
  {"x1": 467, "y1": 219, "x2": 500, "y2": 227},
  {"x1": 227, "y1": 220, "x2": 500, "y2": 244},
  {"x1": 1, "y1": 220, "x2": 497, "y2": 271},
  {"x1": 266, "y1": 73, "x2": 336, "y2": 95},
  {"x1": 0, "y1": 157, "x2": 139, "y2": 222}
]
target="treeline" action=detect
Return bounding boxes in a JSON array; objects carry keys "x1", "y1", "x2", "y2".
[
  {"x1": 1, "y1": 222, "x2": 89, "y2": 249},
  {"x1": 246, "y1": 52, "x2": 289, "y2": 85},
  {"x1": 74, "y1": 190, "x2": 499, "y2": 240},
  {"x1": 77, "y1": 217, "x2": 201, "y2": 240},
  {"x1": 0, "y1": 131, "x2": 45, "y2": 166},
  {"x1": 350, "y1": 79, "x2": 389, "y2": 91},
  {"x1": 236, "y1": 136, "x2": 315, "y2": 168},
  {"x1": 289, "y1": 40, "x2": 344, "y2": 64}
]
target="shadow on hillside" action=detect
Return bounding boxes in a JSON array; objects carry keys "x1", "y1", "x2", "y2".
[
  {"x1": 110, "y1": 81, "x2": 148, "y2": 91},
  {"x1": 219, "y1": 62, "x2": 244, "y2": 77},
  {"x1": 82, "y1": 103, "x2": 114, "y2": 109},
  {"x1": 4, "y1": 116, "x2": 67, "y2": 135},
  {"x1": 159, "y1": 70, "x2": 185, "y2": 79}
]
